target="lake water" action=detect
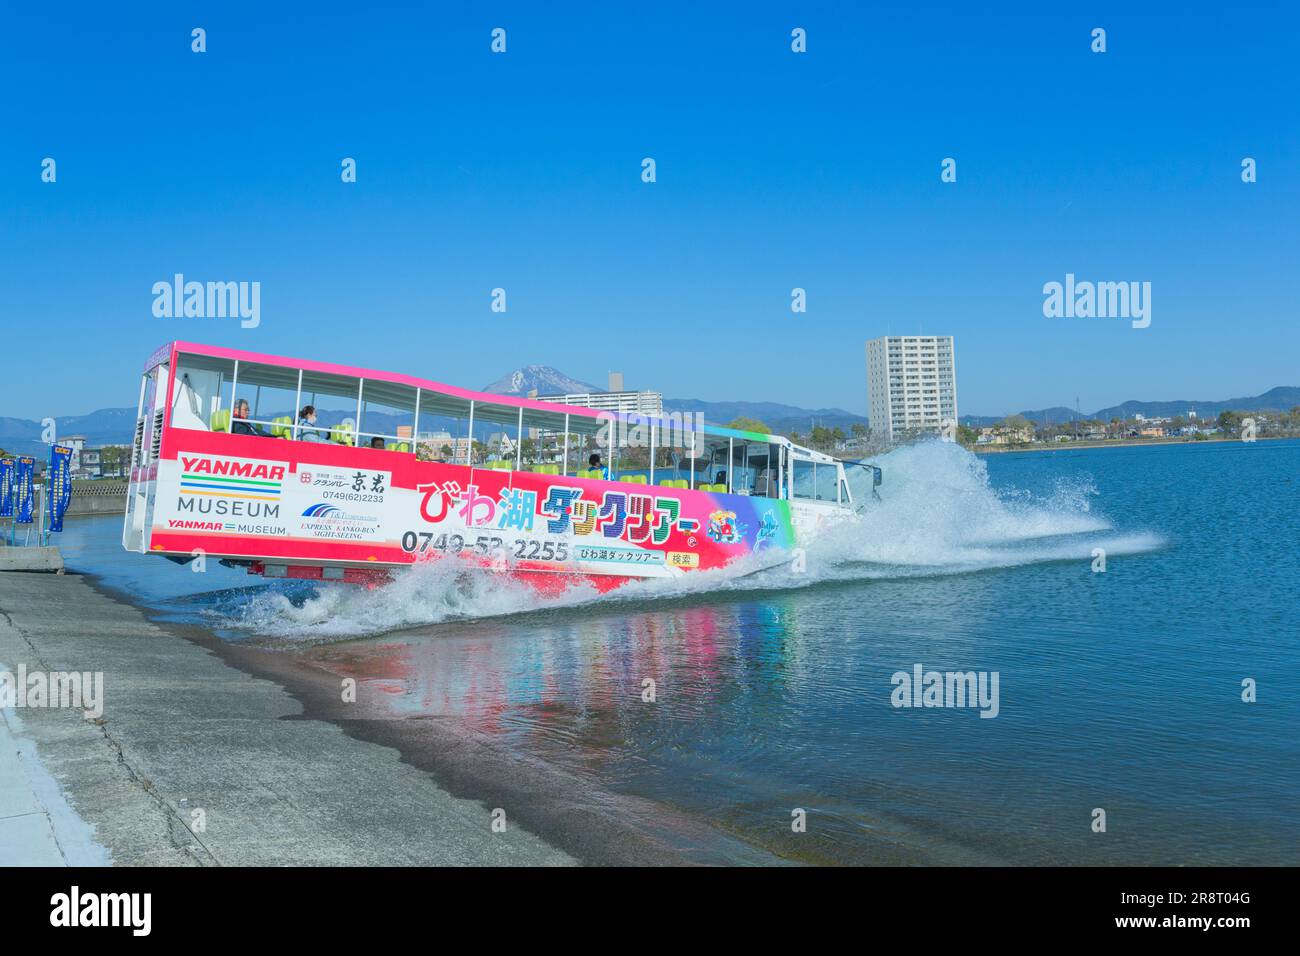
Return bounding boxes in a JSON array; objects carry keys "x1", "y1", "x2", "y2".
[{"x1": 55, "y1": 439, "x2": 1300, "y2": 864}]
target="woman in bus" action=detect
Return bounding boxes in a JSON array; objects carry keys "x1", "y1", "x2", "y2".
[{"x1": 297, "y1": 405, "x2": 325, "y2": 442}]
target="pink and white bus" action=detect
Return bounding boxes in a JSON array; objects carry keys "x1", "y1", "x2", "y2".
[{"x1": 123, "y1": 342, "x2": 870, "y2": 591}]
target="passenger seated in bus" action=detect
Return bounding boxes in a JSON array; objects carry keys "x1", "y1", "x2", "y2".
[
  {"x1": 370, "y1": 437, "x2": 386, "y2": 449},
  {"x1": 231, "y1": 399, "x2": 269, "y2": 436},
  {"x1": 714, "y1": 470, "x2": 727, "y2": 489},
  {"x1": 588, "y1": 453, "x2": 609, "y2": 480},
  {"x1": 297, "y1": 405, "x2": 325, "y2": 442}
]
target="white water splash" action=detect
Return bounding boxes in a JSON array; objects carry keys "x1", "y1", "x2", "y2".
[{"x1": 228, "y1": 441, "x2": 1162, "y2": 639}]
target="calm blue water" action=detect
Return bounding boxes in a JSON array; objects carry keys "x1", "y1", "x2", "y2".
[{"x1": 56, "y1": 439, "x2": 1300, "y2": 864}]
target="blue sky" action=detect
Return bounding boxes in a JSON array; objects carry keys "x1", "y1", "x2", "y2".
[{"x1": 2, "y1": 2, "x2": 1297, "y2": 420}]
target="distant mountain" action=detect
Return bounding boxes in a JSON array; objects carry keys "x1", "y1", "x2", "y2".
[
  {"x1": 1091, "y1": 386, "x2": 1300, "y2": 422},
  {"x1": 483, "y1": 365, "x2": 602, "y2": 396},
  {"x1": 5, "y1": 382, "x2": 1296, "y2": 458},
  {"x1": 663, "y1": 398, "x2": 869, "y2": 435},
  {"x1": 961, "y1": 407, "x2": 1080, "y2": 427},
  {"x1": 962, "y1": 386, "x2": 1300, "y2": 427},
  {"x1": 0, "y1": 408, "x2": 141, "y2": 458}
]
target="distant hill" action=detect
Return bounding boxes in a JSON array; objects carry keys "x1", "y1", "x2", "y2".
[
  {"x1": 961, "y1": 407, "x2": 1079, "y2": 427},
  {"x1": 1091, "y1": 386, "x2": 1300, "y2": 421},
  {"x1": 962, "y1": 386, "x2": 1300, "y2": 427},
  {"x1": 663, "y1": 398, "x2": 869, "y2": 435},
  {"x1": 5, "y1": 382, "x2": 1296, "y2": 457},
  {"x1": 0, "y1": 408, "x2": 141, "y2": 458}
]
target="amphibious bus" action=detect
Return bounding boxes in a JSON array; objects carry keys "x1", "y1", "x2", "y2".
[{"x1": 123, "y1": 342, "x2": 874, "y2": 591}]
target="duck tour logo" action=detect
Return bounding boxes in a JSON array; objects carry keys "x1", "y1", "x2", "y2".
[{"x1": 170, "y1": 454, "x2": 287, "y2": 534}]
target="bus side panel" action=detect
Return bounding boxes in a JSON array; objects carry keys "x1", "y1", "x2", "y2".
[
  {"x1": 122, "y1": 362, "x2": 168, "y2": 553},
  {"x1": 142, "y1": 429, "x2": 798, "y2": 576}
]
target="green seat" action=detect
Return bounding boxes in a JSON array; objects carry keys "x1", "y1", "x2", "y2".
[
  {"x1": 542, "y1": 464, "x2": 560, "y2": 475},
  {"x1": 210, "y1": 409, "x2": 231, "y2": 433},
  {"x1": 485, "y1": 459, "x2": 512, "y2": 471},
  {"x1": 619, "y1": 475, "x2": 648, "y2": 484},
  {"x1": 330, "y1": 422, "x2": 355, "y2": 446},
  {"x1": 270, "y1": 415, "x2": 293, "y2": 438},
  {"x1": 392, "y1": 441, "x2": 411, "y2": 453},
  {"x1": 577, "y1": 469, "x2": 601, "y2": 479}
]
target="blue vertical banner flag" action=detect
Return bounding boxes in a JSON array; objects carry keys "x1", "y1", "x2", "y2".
[
  {"x1": 15, "y1": 457, "x2": 35, "y2": 524},
  {"x1": 0, "y1": 459, "x2": 13, "y2": 518},
  {"x1": 48, "y1": 445, "x2": 73, "y2": 533}
]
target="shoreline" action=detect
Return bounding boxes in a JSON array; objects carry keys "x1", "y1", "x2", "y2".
[
  {"x1": 0, "y1": 567, "x2": 783, "y2": 866},
  {"x1": 970, "y1": 435, "x2": 1287, "y2": 454},
  {"x1": 159, "y1": 592, "x2": 787, "y2": 866}
]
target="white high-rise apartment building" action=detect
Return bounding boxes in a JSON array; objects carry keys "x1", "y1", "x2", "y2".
[
  {"x1": 537, "y1": 373, "x2": 663, "y2": 417},
  {"x1": 865, "y1": 336, "x2": 958, "y2": 441}
]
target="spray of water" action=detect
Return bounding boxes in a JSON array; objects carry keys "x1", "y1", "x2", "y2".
[{"x1": 227, "y1": 440, "x2": 1161, "y2": 639}]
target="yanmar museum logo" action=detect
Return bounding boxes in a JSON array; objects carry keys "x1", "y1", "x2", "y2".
[{"x1": 173, "y1": 455, "x2": 287, "y2": 532}]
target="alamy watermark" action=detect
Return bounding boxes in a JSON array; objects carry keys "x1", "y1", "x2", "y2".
[
  {"x1": 596, "y1": 410, "x2": 707, "y2": 451},
  {"x1": 50, "y1": 886, "x2": 150, "y2": 936},
  {"x1": 152, "y1": 274, "x2": 260, "y2": 328},
  {"x1": 1043, "y1": 273, "x2": 1150, "y2": 329},
  {"x1": 0, "y1": 665, "x2": 104, "y2": 719},
  {"x1": 891, "y1": 664, "x2": 999, "y2": 718}
]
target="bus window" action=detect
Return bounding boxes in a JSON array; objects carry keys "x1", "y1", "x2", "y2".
[
  {"x1": 231, "y1": 362, "x2": 302, "y2": 437},
  {"x1": 562, "y1": 413, "x2": 596, "y2": 476},
  {"x1": 747, "y1": 446, "x2": 779, "y2": 497},
  {"x1": 791, "y1": 458, "x2": 814, "y2": 499},
  {"x1": 519, "y1": 406, "x2": 569, "y2": 473},
  {"x1": 172, "y1": 352, "x2": 235, "y2": 431},
  {"x1": 299, "y1": 369, "x2": 363, "y2": 444},
  {"x1": 699, "y1": 437, "x2": 729, "y2": 489},
  {"x1": 732, "y1": 441, "x2": 772, "y2": 496},
  {"x1": 357, "y1": 380, "x2": 418, "y2": 451},
  {"x1": 815, "y1": 463, "x2": 839, "y2": 501},
  {"x1": 474, "y1": 401, "x2": 524, "y2": 468},
  {"x1": 414, "y1": 390, "x2": 472, "y2": 463},
  {"x1": 609, "y1": 412, "x2": 653, "y2": 482}
]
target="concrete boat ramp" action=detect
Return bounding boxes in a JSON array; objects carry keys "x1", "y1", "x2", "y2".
[{"x1": 0, "y1": 571, "x2": 573, "y2": 866}]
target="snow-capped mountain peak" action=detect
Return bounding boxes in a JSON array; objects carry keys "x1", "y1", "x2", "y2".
[{"x1": 483, "y1": 365, "x2": 603, "y2": 396}]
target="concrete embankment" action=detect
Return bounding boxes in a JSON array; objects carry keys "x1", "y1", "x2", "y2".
[
  {"x1": 0, "y1": 546, "x2": 63, "y2": 572},
  {"x1": 66, "y1": 481, "x2": 127, "y2": 517},
  {"x1": 0, "y1": 572, "x2": 573, "y2": 866}
]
